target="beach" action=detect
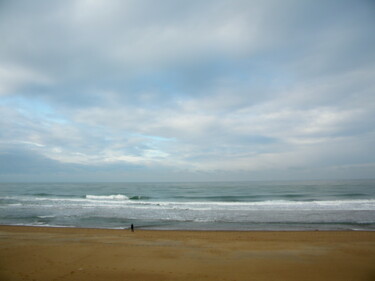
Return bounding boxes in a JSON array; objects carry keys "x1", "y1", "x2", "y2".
[{"x1": 1, "y1": 226, "x2": 375, "y2": 281}]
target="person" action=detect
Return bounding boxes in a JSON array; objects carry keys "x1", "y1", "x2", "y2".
[{"x1": 131, "y1": 224, "x2": 134, "y2": 232}]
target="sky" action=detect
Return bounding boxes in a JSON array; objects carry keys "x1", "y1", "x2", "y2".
[{"x1": 0, "y1": 0, "x2": 375, "y2": 182}]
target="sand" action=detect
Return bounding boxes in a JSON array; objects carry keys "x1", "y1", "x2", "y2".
[{"x1": 0, "y1": 226, "x2": 375, "y2": 281}]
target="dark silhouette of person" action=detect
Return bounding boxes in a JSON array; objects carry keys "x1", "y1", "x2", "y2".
[{"x1": 131, "y1": 224, "x2": 134, "y2": 232}]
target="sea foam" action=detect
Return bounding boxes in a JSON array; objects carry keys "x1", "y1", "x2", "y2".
[{"x1": 85, "y1": 194, "x2": 129, "y2": 200}]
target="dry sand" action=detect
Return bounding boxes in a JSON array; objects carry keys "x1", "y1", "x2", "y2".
[{"x1": 0, "y1": 225, "x2": 375, "y2": 281}]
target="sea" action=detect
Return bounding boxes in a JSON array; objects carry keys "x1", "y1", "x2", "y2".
[{"x1": 1, "y1": 180, "x2": 375, "y2": 231}]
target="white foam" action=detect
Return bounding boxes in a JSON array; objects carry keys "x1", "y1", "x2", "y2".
[
  {"x1": 3, "y1": 195, "x2": 375, "y2": 211},
  {"x1": 85, "y1": 194, "x2": 129, "y2": 200},
  {"x1": 108, "y1": 199, "x2": 375, "y2": 211},
  {"x1": 37, "y1": 215, "x2": 55, "y2": 218}
]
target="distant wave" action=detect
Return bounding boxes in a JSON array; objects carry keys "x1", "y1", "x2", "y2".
[
  {"x1": 129, "y1": 195, "x2": 149, "y2": 200},
  {"x1": 85, "y1": 194, "x2": 149, "y2": 201},
  {"x1": 37, "y1": 215, "x2": 56, "y2": 218},
  {"x1": 32, "y1": 193, "x2": 82, "y2": 199},
  {"x1": 33, "y1": 193, "x2": 53, "y2": 197},
  {"x1": 86, "y1": 194, "x2": 130, "y2": 200}
]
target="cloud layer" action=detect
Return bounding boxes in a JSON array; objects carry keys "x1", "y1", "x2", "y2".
[{"x1": 1, "y1": 0, "x2": 375, "y2": 181}]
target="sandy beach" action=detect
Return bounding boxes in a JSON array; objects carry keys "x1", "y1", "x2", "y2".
[{"x1": 1, "y1": 226, "x2": 375, "y2": 281}]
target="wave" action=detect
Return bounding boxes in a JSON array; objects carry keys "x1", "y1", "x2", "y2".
[
  {"x1": 33, "y1": 193, "x2": 52, "y2": 197},
  {"x1": 130, "y1": 195, "x2": 150, "y2": 200},
  {"x1": 85, "y1": 194, "x2": 149, "y2": 201},
  {"x1": 109, "y1": 198, "x2": 375, "y2": 212},
  {"x1": 86, "y1": 194, "x2": 129, "y2": 200},
  {"x1": 78, "y1": 198, "x2": 375, "y2": 211},
  {"x1": 37, "y1": 215, "x2": 56, "y2": 219},
  {"x1": 31, "y1": 193, "x2": 82, "y2": 198}
]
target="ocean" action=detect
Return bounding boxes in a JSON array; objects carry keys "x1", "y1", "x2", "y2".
[{"x1": 1, "y1": 180, "x2": 375, "y2": 231}]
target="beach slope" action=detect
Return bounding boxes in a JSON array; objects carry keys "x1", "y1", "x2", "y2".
[{"x1": 0, "y1": 226, "x2": 375, "y2": 281}]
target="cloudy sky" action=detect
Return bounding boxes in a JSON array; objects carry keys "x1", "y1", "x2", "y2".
[{"x1": 0, "y1": 0, "x2": 374, "y2": 182}]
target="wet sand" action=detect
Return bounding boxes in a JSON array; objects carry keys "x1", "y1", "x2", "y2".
[{"x1": 1, "y1": 225, "x2": 375, "y2": 281}]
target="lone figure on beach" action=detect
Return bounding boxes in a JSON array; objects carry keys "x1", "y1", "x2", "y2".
[{"x1": 131, "y1": 224, "x2": 134, "y2": 232}]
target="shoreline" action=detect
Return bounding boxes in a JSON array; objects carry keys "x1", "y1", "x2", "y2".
[
  {"x1": 1, "y1": 224, "x2": 374, "y2": 232},
  {"x1": 1, "y1": 225, "x2": 375, "y2": 280}
]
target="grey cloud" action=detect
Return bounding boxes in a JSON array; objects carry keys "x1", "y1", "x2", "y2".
[
  {"x1": 0, "y1": 148, "x2": 148, "y2": 182},
  {"x1": 0, "y1": 149, "x2": 70, "y2": 174}
]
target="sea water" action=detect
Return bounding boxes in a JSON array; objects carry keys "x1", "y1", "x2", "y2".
[{"x1": 1, "y1": 180, "x2": 375, "y2": 231}]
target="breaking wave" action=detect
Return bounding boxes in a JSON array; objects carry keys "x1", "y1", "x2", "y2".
[{"x1": 86, "y1": 194, "x2": 129, "y2": 200}]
